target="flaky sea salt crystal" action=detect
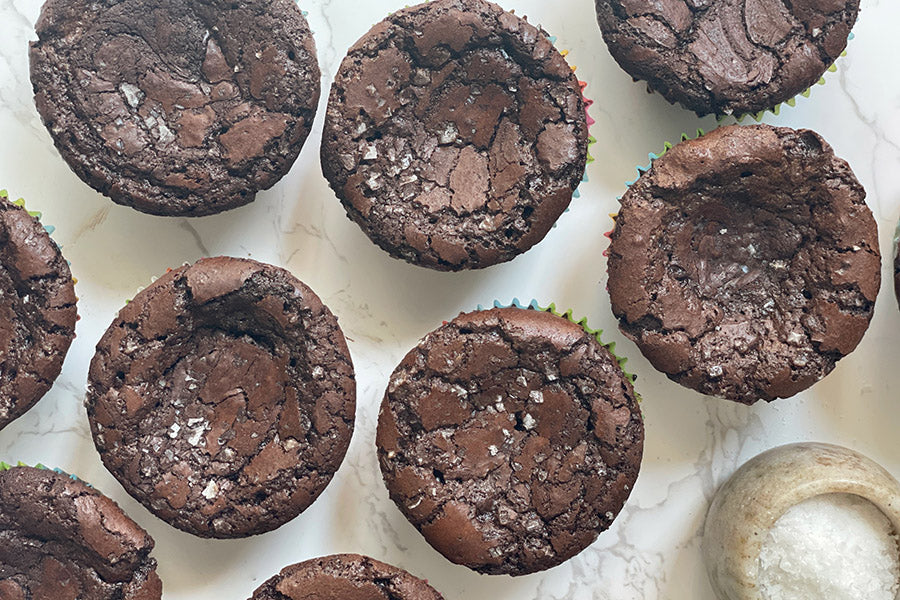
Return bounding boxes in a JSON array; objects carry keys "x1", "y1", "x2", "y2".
[
  {"x1": 758, "y1": 494, "x2": 900, "y2": 600},
  {"x1": 201, "y1": 480, "x2": 219, "y2": 500},
  {"x1": 120, "y1": 82, "x2": 143, "y2": 107},
  {"x1": 521, "y1": 413, "x2": 537, "y2": 430}
]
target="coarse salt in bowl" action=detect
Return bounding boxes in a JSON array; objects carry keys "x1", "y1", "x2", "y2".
[{"x1": 702, "y1": 442, "x2": 900, "y2": 600}]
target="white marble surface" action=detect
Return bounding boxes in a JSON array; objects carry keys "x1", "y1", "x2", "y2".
[{"x1": 2, "y1": 0, "x2": 900, "y2": 598}]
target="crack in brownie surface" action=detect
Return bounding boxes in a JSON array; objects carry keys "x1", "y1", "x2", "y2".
[
  {"x1": 376, "y1": 308, "x2": 644, "y2": 576},
  {"x1": 607, "y1": 125, "x2": 880, "y2": 404},
  {"x1": 595, "y1": 0, "x2": 860, "y2": 116},
  {"x1": 0, "y1": 197, "x2": 77, "y2": 431},
  {"x1": 30, "y1": 0, "x2": 320, "y2": 216},
  {"x1": 86, "y1": 257, "x2": 355, "y2": 538},
  {"x1": 322, "y1": 0, "x2": 588, "y2": 271},
  {"x1": 248, "y1": 554, "x2": 445, "y2": 600},
  {"x1": 0, "y1": 466, "x2": 162, "y2": 600}
]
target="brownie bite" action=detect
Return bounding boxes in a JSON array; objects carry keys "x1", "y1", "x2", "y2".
[
  {"x1": 248, "y1": 554, "x2": 445, "y2": 600},
  {"x1": 607, "y1": 125, "x2": 880, "y2": 404},
  {"x1": 30, "y1": 0, "x2": 320, "y2": 216},
  {"x1": 322, "y1": 0, "x2": 588, "y2": 270},
  {"x1": 595, "y1": 0, "x2": 861, "y2": 116},
  {"x1": 86, "y1": 257, "x2": 356, "y2": 538},
  {"x1": 0, "y1": 465, "x2": 162, "y2": 600},
  {"x1": 377, "y1": 307, "x2": 644, "y2": 576},
  {"x1": 0, "y1": 194, "x2": 77, "y2": 431}
]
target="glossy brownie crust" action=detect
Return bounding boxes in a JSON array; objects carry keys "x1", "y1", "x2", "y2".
[
  {"x1": 322, "y1": 0, "x2": 588, "y2": 270},
  {"x1": 248, "y1": 554, "x2": 444, "y2": 600},
  {"x1": 377, "y1": 308, "x2": 644, "y2": 576},
  {"x1": 87, "y1": 257, "x2": 355, "y2": 538},
  {"x1": 595, "y1": 0, "x2": 860, "y2": 116},
  {"x1": 608, "y1": 125, "x2": 880, "y2": 404},
  {"x1": 30, "y1": 0, "x2": 320, "y2": 216},
  {"x1": 0, "y1": 466, "x2": 162, "y2": 600}
]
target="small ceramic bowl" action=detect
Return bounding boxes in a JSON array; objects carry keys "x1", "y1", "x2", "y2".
[{"x1": 702, "y1": 442, "x2": 900, "y2": 600}]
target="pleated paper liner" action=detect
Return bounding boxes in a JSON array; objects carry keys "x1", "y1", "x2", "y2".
[
  {"x1": 476, "y1": 298, "x2": 640, "y2": 396},
  {"x1": 722, "y1": 33, "x2": 855, "y2": 124},
  {"x1": 0, "y1": 461, "x2": 92, "y2": 487},
  {"x1": 558, "y1": 44, "x2": 596, "y2": 202}
]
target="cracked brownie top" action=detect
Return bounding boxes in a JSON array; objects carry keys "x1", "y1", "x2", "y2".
[
  {"x1": 86, "y1": 257, "x2": 356, "y2": 538},
  {"x1": 30, "y1": 0, "x2": 320, "y2": 216},
  {"x1": 322, "y1": 0, "x2": 589, "y2": 271},
  {"x1": 0, "y1": 465, "x2": 161, "y2": 600},
  {"x1": 377, "y1": 307, "x2": 643, "y2": 576},
  {"x1": 595, "y1": 0, "x2": 860, "y2": 116},
  {"x1": 607, "y1": 124, "x2": 880, "y2": 404},
  {"x1": 248, "y1": 554, "x2": 444, "y2": 600},
  {"x1": 0, "y1": 195, "x2": 77, "y2": 432}
]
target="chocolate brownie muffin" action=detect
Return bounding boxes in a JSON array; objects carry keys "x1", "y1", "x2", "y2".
[
  {"x1": 86, "y1": 257, "x2": 355, "y2": 538},
  {"x1": 0, "y1": 465, "x2": 162, "y2": 600},
  {"x1": 894, "y1": 234, "x2": 900, "y2": 312},
  {"x1": 248, "y1": 554, "x2": 445, "y2": 600},
  {"x1": 30, "y1": 0, "x2": 320, "y2": 217},
  {"x1": 607, "y1": 125, "x2": 880, "y2": 404},
  {"x1": 0, "y1": 193, "x2": 77, "y2": 432},
  {"x1": 594, "y1": 0, "x2": 860, "y2": 116},
  {"x1": 377, "y1": 307, "x2": 644, "y2": 576},
  {"x1": 322, "y1": 0, "x2": 589, "y2": 271}
]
